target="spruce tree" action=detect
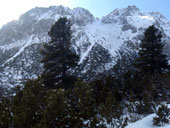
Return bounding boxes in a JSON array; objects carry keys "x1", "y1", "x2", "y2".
[
  {"x1": 41, "y1": 17, "x2": 79, "y2": 89},
  {"x1": 136, "y1": 25, "x2": 168, "y2": 74}
]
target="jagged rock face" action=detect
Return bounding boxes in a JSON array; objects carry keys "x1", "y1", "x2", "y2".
[
  {"x1": 77, "y1": 43, "x2": 114, "y2": 80},
  {"x1": 0, "y1": 5, "x2": 170, "y2": 87},
  {"x1": 71, "y1": 7, "x2": 95, "y2": 26},
  {"x1": 102, "y1": 5, "x2": 141, "y2": 24}
]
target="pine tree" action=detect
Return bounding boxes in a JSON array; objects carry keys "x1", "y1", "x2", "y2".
[
  {"x1": 136, "y1": 25, "x2": 168, "y2": 74},
  {"x1": 153, "y1": 104, "x2": 170, "y2": 126},
  {"x1": 73, "y1": 81, "x2": 97, "y2": 127},
  {"x1": 100, "y1": 91, "x2": 123, "y2": 127},
  {"x1": 40, "y1": 89, "x2": 71, "y2": 128},
  {"x1": 41, "y1": 17, "x2": 79, "y2": 89},
  {"x1": 12, "y1": 79, "x2": 45, "y2": 128}
]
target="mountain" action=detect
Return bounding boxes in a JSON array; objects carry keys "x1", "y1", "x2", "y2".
[{"x1": 0, "y1": 5, "x2": 170, "y2": 87}]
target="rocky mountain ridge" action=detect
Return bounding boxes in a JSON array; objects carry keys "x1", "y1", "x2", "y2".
[{"x1": 0, "y1": 5, "x2": 170, "y2": 87}]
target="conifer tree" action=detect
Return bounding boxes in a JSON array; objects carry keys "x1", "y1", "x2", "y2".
[
  {"x1": 41, "y1": 17, "x2": 79, "y2": 89},
  {"x1": 153, "y1": 104, "x2": 170, "y2": 126},
  {"x1": 40, "y1": 89, "x2": 71, "y2": 128},
  {"x1": 73, "y1": 81, "x2": 97, "y2": 126},
  {"x1": 100, "y1": 90, "x2": 123, "y2": 127},
  {"x1": 136, "y1": 25, "x2": 168, "y2": 74},
  {"x1": 12, "y1": 79, "x2": 45, "y2": 128}
]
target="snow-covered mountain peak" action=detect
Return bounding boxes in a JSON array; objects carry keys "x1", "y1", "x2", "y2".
[
  {"x1": 102, "y1": 5, "x2": 141, "y2": 24},
  {"x1": 125, "y1": 5, "x2": 140, "y2": 13},
  {"x1": 117, "y1": 5, "x2": 140, "y2": 16},
  {"x1": 19, "y1": 6, "x2": 95, "y2": 26},
  {"x1": 20, "y1": 5, "x2": 72, "y2": 22},
  {"x1": 24, "y1": 5, "x2": 72, "y2": 16},
  {"x1": 72, "y1": 7, "x2": 93, "y2": 16},
  {"x1": 72, "y1": 7, "x2": 95, "y2": 25},
  {"x1": 0, "y1": 5, "x2": 170, "y2": 86}
]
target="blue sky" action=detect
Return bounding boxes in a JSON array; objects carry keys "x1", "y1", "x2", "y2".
[
  {"x1": 68, "y1": 0, "x2": 170, "y2": 19},
  {"x1": 0, "y1": 0, "x2": 170, "y2": 27}
]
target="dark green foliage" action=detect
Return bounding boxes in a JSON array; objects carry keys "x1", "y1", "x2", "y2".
[
  {"x1": 153, "y1": 104, "x2": 170, "y2": 126},
  {"x1": 136, "y1": 25, "x2": 168, "y2": 74},
  {"x1": 136, "y1": 100, "x2": 155, "y2": 115},
  {"x1": 92, "y1": 76, "x2": 128, "y2": 127},
  {"x1": 12, "y1": 79, "x2": 45, "y2": 128},
  {"x1": 132, "y1": 25, "x2": 169, "y2": 102},
  {"x1": 39, "y1": 89, "x2": 72, "y2": 128},
  {"x1": 2, "y1": 73, "x2": 170, "y2": 127},
  {"x1": 100, "y1": 91, "x2": 123, "y2": 125},
  {"x1": 73, "y1": 81, "x2": 96, "y2": 120},
  {"x1": 126, "y1": 90, "x2": 141, "y2": 122},
  {"x1": 93, "y1": 76, "x2": 122, "y2": 106},
  {"x1": 36, "y1": 80, "x2": 106, "y2": 128},
  {"x1": 0, "y1": 79, "x2": 46, "y2": 128},
  {"x1": 125, "y1": 73, "x2": 156, "y2": 114},
  {"x1": 41, "y1": 17, "x2": 79, "y2": 89},
  {"x1": 0, "y1": 98, "x2": 12, "y2": 128},
  {"x1": 66, "y1": 81, "x2": 106, "y2": 127}
]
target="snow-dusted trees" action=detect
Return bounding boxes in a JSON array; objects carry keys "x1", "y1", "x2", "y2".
[
  {"x1": 112, "y1": 25, "x2": 170, "y2": 115},
  {"x1": 153, "y1": 104, "x2": 170, "y2": 126}
]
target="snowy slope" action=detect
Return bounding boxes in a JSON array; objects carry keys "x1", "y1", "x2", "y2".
[
  {"x1": 0, "y1": 5, "x2": 170, "y2": 86},
  {"x1": 126, "y1": 104, "x2": 170, "y2": 128},
  {"x1": 126, "y1": 114, "x2": 156, "y2": 128},
  {"x1": 126, "y1": 114, "x2": 170, "y2": 128}
]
